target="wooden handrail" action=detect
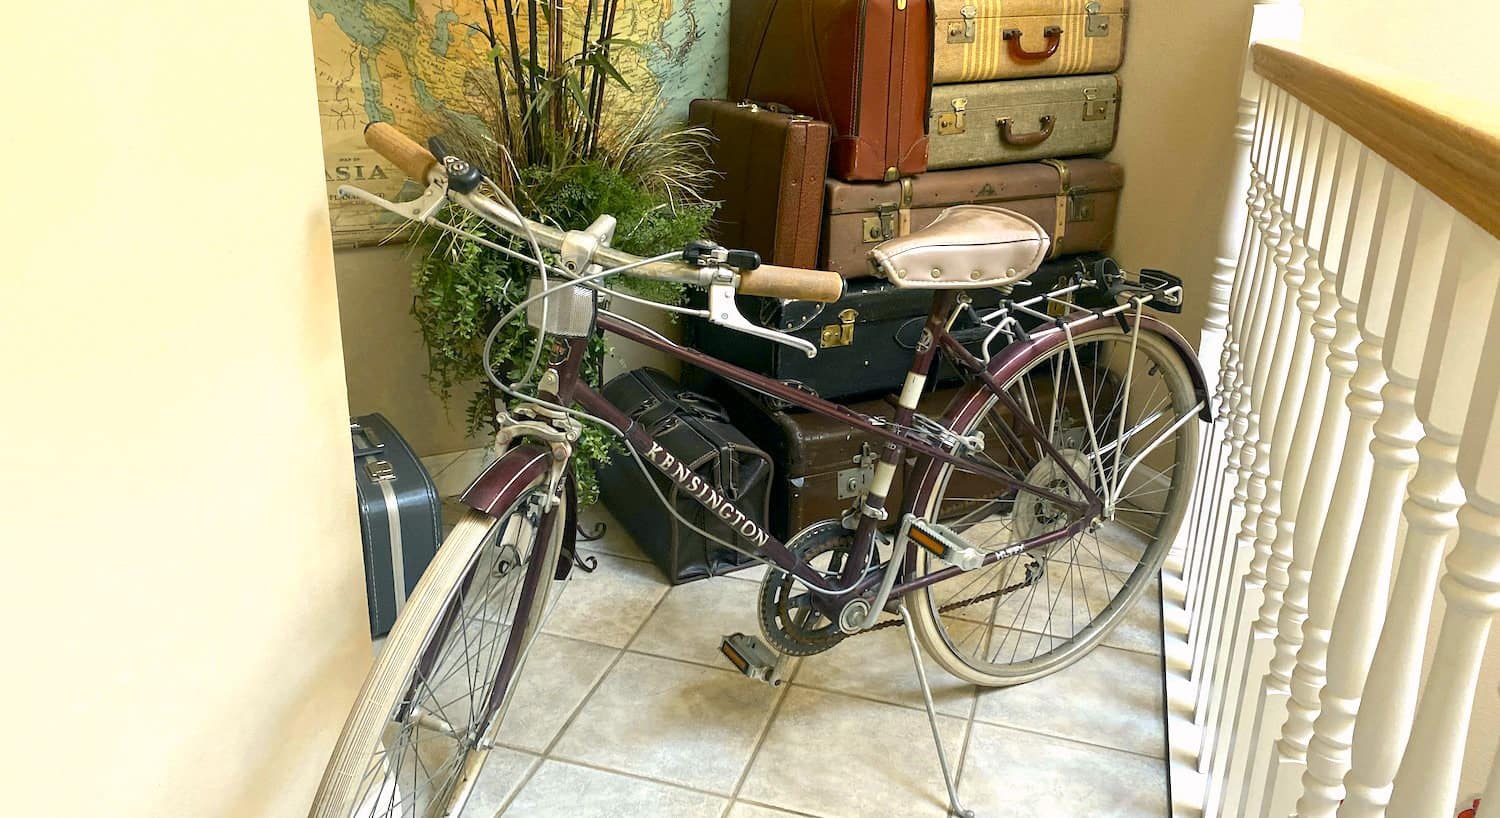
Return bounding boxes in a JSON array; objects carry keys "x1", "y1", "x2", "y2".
[{"x1": 1252, "y1": 41, "x2": 1500, "y2": 240}]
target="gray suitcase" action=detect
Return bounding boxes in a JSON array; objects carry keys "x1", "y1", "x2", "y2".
[
  {"x1": 352, "y1": 414, "x2": 443, "y2": 637},
  {"x1": 928, "y1": 73, "x2": 1120, "y2": 168}
]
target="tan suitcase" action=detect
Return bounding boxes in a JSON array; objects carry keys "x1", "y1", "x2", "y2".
[
  {"x1": 933, "y1": 0, "x2": 1127, "y2": 84},
  {"x1": 928, "y1": 73, "x2": 1119, "y2": 169},
  {"x1": 821, "y1": 159, "x2": 1122, "y2": 277}
]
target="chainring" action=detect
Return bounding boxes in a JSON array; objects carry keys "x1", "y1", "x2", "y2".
[{"x1": 758, "y1": 520, "x2": 865, "y2": 656}]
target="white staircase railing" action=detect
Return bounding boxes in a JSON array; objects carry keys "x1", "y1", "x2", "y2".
[{"x1": 1164, "y1": 20, "x2": 1500, "y2": 818}]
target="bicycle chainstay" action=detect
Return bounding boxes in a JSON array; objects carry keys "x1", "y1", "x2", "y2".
[{"x1": 859, "y1": 568, "x2": 1039, "y2": 633}]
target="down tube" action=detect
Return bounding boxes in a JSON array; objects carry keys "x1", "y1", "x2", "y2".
[{"x1": 572, "y1": 385, "x2": 844, "y2": 595}]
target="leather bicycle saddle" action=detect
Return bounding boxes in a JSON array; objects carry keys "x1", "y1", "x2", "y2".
[{"x1": 867, "y1": 204, "x2": 1051, "y2": 289}]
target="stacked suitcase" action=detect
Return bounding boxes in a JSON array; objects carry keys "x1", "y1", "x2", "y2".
[{"x1": 603, "y1": 1, "x2": 1133, "y2": 547}]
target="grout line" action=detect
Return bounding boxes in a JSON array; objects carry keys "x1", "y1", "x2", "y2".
[
  {"x1": 513, "y1": 754, "x2": 740, "y2": 804},
  {"x1": 731, "y1": 797, "x2": 829, "y2": 818},
  {"x1": 965, "y1": 715, "x2": 1170, "y2": 763},
  {"x1": 786, "y1": 676, "x2": 973, "y2": 721},
  {"x1": 952, "y1": 669, "x2": 983, "y2": 797},
  {"x1": 721, "y1": 658, "x2": 803, "y2": 816},
  {"x1": 493, "y1": 585, "x2": 673, "y2": 816}
]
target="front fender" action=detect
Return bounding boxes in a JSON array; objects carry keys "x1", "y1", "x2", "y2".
[{"x1": 459, "y1": 444, "x2": 552, "y2": 516}]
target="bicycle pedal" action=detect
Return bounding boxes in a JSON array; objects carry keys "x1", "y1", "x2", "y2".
[
  {"x1": 720, "y1": 633, "x2": 786, "y2": 686},
  {"x1": 903, "y1": 516, "x2": 986, "y2": 571}
]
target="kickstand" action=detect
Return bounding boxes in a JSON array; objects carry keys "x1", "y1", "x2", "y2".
[{"x1": 897, "y1": 601, "x2": 976, "y2": 818}]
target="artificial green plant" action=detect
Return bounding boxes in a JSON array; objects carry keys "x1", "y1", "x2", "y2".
[{"x1": 408, "y1": 0, "x2": 717, "y2": 505}]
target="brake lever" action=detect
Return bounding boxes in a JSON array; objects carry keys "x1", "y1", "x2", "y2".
[
  {"x1": 337, "y1": 177, "x2": 449, "y2": 223},
  {"x1": 707, "y1": 281, "x2": 818, "y2": 359}
]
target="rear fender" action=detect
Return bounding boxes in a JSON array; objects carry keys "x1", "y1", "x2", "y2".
[
  {"x1": 938, "y1": 313, "x2": 1212, "y2": 431},
  {"x1": 906, "y1": 313, "x2": 1212, "y2": 522}
]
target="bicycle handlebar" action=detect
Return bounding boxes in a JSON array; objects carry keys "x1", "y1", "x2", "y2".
[{"x1": 362, "y1": 122, "x2": 844, "y2": 303}]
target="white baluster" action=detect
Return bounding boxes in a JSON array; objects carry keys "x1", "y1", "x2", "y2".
[
  {"x1": 1340, "y1": 206, "x2": 1492, "y2": 818},
  {"x1": 1234, "y1": 117, "x2": 1348, "y2": 818},
  {"x1": 1182, "y1": 73, "x2": 1266, "y2": 618},
  {"x1": 1479, "y1": 704, "x2": 1500, "y2": 817},
  {"x1": 1261, "y1": 146, "x2": 1389, "y2": 814},
  {"x1": 1387, "y1": 220, "x2": 1500, "y2": 817},
  {"x1": 1299, "y1": 182, "x2": 1453, "y2": 817},
  {"x1": 1194, "y1": 87, "x2": 1291, "y2": 731},
  {"x1": 1202, "y1": 100, "x2": 1314, "y2": 780},
  {"x1": 1211, "y1": 109, "x2": 1330, "y2": 817},
  {"x1": 1186, "y1": 78, "x2": 1272, "y2": 625}
]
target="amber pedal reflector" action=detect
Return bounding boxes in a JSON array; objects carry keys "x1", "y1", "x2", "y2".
[{"x1": 720, "y1": 642, "x2": 749, "y2": 673}]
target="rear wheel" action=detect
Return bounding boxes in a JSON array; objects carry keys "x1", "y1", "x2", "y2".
[
  {"x1": 908, "y1": 324, "x2": 1200, "y2": 686},
  {"x1": 310, "y1": 475, "x2": 563, "y2": 818}
]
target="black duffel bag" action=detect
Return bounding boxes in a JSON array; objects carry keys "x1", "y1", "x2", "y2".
[{"x1": 596, "y1": 368, "x2": 772, "y2": 584}]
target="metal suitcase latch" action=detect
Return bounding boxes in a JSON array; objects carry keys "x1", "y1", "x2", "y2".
[
  {"x1": 1085, "y1": 1, "x2": 1109, "y2": 37},
  {"x1": 1068, "y1": 193, "x2": 1095, "y2": 222},
  {"x1": 948, "y1": 5, "x2": 977, "y2": 43},
  {"x1": 862, "y1": 203, "x2": 899, "y2": 243},
  {"x1": 837, "y1": 443, "x2": 878, "y2": 499},
  {"x1": 1082, "y1": 87, "x2": 1109, "y2": 121},
  {"x1": 820, "y1": 308, "x2": 859, "y2": 348},
  {"x1": 936, "y1": 97, "x2": 968, "y2": 135},
  {"x1": 365, "y1": 459, "x2": 397, "y2": 482}
]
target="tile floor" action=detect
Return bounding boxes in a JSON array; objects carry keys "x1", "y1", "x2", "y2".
[{"x1": 405, "y1": 450, "x2": 1171, "y2": 818}]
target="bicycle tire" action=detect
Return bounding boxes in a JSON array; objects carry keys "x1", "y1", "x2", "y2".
[
  {"x1": 310, "y1": 474, "x2": 564, "y2": 818},
  {"x1": 906, "y1": 322, "x2": 1201, "y2": 686}
]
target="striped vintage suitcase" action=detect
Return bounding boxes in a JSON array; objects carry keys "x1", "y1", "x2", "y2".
[
  {"x1": 928, "y1": 73, "x2": 1120, "y2": 169},
  {"x1": 933, "y1": 0, "x2": 1127, "y2": 84}
]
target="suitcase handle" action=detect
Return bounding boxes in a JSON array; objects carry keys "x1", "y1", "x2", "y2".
[
  {"x1": 998, "y1": 115, "x2": 1056, "y2": 147},
  {"x1": 1002, "y1": 26, "x2": 1063, "y2": 62},
  {"x1": 351, "y1": 421, "x2": 386, "y2": 458}
]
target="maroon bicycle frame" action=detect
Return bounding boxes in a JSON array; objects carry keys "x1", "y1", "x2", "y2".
[{"x1": 528, "y1": 289, "x2": 1104, "y2": 605}]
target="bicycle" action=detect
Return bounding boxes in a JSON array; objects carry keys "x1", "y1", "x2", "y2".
[{"x1": 311, "y1": 123, "x2": 1209, "y2": 818}]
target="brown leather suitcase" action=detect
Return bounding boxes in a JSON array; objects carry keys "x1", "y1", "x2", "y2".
[
  {"x1": 688, "y1": 99, "x2": 832, "y2": 269},
  {"x1": 707, "y1": 386, "x2": 970, "y2": 539},
  {"x1": 706, "y1": 373, "x2": 1107, "y2": 540},
  {"x1": 821, "y1": 159, "x2": 1123, "y2": 278},
  {"x1": 729, "y1": 0, "x2": 934, "y2": 182},
  {"x1": 932, "y1": 0, "x2": 1128, "y2": 84}
]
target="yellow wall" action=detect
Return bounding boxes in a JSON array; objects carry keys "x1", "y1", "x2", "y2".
[
  {"x1": 0, "y1": 3, "x2": 371, "y2": 816},
  {"x1": 336, "y1": 244, "x2": 484, "y2": 456},
  {"x1": 1107, "y1": 0, "x2": 1256, "y2": 341}
]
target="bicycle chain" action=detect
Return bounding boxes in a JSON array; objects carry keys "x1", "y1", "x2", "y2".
[{"x1": 859, "y1": 574, "x2": 1036, "y2": 633}]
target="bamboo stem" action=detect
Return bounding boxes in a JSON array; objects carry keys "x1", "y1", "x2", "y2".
[
  {"x1": 549, "y1": 0, "x2": 565, "y2": 136},
  {"x1": 526, "y1": 0, "x2": 540, "y2": 163},
  {"x1": 480, "y1": 1, "x2": 516, "y2": 153},
  {"x1": 501, "y1": 0, "x2": 531, "y2": 160}
]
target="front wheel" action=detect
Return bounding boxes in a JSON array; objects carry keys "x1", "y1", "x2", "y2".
[
  {"x1": 310, "y1": 473, "x2": 564, "y2": 818},
  {"x1": 907, "y1": 322, "x2": 1201, "y2": 686}
]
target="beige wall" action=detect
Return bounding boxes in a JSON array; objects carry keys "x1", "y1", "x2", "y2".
[
  {"x1": 336, "y1": 244, "x2": 484, "y2": 456},
  {"x1": 1, "y1": 3, "x2": 370, "y2": 817},
  {"x1": 335, "y1": 244, "x2": 680, "y2": 457},
  {"x1": 1107, "y1": 0, "x2": 1256, "y2": 341}
]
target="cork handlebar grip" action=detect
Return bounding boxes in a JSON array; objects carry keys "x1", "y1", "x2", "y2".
[
  {"x1": 737, "y1": 264, "x2": 846, "y2": 303},
  {"x1": 364, "y1": 122, "x2": 438, "y2": 182}
]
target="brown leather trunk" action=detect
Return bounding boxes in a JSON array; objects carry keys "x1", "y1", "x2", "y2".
[
  {"x1": 688, "y1": 99, "x2": 832, "y2": 269},
  {"x1": 711, "y1": 387, "x2": 970, "y2": 539},
  {"x1": 707, "y1": 369, "x2": 1116, "y2": 540},
  {"x1": 729, "y1": 0, "x2": 934, "y2": 182},
  {"x1": 821, "y1": 159, "x2": 1123, "y2": 278}
]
